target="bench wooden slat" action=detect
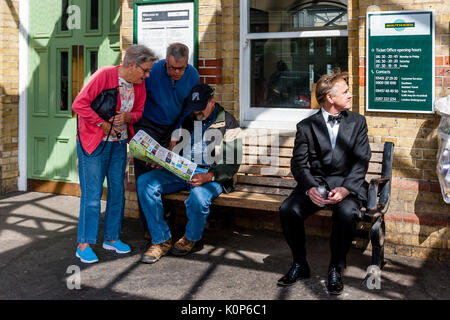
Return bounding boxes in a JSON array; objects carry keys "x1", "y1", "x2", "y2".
[
  {"x1": 238, "y1": 165, "x2": 292, "y2": 177},
  {"x1": 234, "y1": 184, "x2": 293, "y2": 196},
  {"x1": 164, "y1": 190, "x2": 286, "y2": 211},
  {"x1": 242, "y1": 136, "x2": 295, "y2": 148},
  {"x1": 236, "y1": 175, "x2": 297, "y2": 188},
  {"x1": 242, "y1": 155, "x2": 291, "y2": 167},
  {"x1": 244, "y1": 146, "x2": 293, "y2": 157},
  {"x1": 368, "y1": 162, "x2": 382, "y2": 174}
]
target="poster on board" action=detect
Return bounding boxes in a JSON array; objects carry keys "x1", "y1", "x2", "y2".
[
  {"x1": 366, "y1": 11, "x2": 435, "y2": 113},
  {"x1": 134, "y1": 1, "x2": 196, "y2": 66}
]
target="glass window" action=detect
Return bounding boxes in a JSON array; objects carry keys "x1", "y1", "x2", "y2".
[
  {"x1": 241, "y1": 0, "x2": 348, "y2": 128},
  {"x1": 72, "y1": 45, "x2": 84, "y2": 103},
  {"x1": 250, "y1": 37, "x2": 347, "y2": 109},
  {"x1": 90, "y1": 51, "x2": 98, "y2": 75},
  {"x1": 60, "y1": 51, "x2": 69, "y2": 111},
  {"x1": 249, "y1": 0, "x2": 347, "y2": 33},
  {"x1": 61, "y1": 0, "x2": 69, "y2": 31},
  {"x1": 90, "y1": 0, "x2": 99, "y2": 30}
]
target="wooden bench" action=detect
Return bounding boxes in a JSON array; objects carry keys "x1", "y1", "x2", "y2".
[{"x1": 164, "y1": 130, "x2": 394, "y2": 269}]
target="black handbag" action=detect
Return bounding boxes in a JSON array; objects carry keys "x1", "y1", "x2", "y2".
[
  {"x1": 77, "y1": 86, "x2": 120, "y2": 157},
  {"x1": 90, "y1": 86, "x2": 119, "y2": 120}
]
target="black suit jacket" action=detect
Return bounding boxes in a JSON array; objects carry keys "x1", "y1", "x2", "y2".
[{"x1": 291, "y1": 110, "x2": 371, "y2": 202}]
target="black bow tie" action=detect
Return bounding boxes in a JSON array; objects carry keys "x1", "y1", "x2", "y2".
[{"x1": 328, "y1": 114, "x2": 342, "y2": 123}]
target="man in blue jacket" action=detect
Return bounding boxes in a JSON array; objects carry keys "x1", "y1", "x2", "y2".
[
  {"x1": 133, "y1": 43, "x2": 199, "y2": 239},
  {"x1": 138, "y1": 84, "x2": 242, "y2": 264}
]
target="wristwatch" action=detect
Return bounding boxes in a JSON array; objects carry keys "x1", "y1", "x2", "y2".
[{"x1": 210, "y1": 172, "x2": 215, "y2": 182}]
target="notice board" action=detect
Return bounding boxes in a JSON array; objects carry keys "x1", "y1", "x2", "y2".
[
  {"x1": 133, "y1": 0, "x2": 197, "y2": 66},
  {"x1": 366, "y1": 11, "x2": 435, "y2": 113}
]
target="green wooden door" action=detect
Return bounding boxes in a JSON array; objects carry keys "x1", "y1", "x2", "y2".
[{"x1": 27, "y1": 0, "x2": 120, "y2": 183}]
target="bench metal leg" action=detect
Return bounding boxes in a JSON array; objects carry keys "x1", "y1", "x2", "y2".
[{"x1": 370, "y1": 216, "x2": 385, "y2": 269}]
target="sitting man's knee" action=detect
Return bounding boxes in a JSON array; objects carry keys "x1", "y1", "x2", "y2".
[
  {"x1": 279, "y1": 200, "x2": 304, "y2": 220},
  {"x1": 185, "y1": 190, "x2": 211, "y2": 210}
]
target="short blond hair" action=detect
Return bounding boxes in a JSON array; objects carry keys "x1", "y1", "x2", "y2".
[{"x1": 315, "y1": 71, "x2": 348, "y2": 105}]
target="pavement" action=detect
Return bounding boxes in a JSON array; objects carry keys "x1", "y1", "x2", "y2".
[{"x1": 0, "y1": 191, "x2": 449, "y2": 301}]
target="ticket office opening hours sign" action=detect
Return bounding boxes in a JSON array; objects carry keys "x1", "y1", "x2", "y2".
[
  {"x1": 134, "y1": 1, "x2": 196, "y2": 66},
  {"x1": 366, "y1": 11, "x2": 435, "y2": 113}
]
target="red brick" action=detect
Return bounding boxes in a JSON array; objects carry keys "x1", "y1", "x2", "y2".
[
  {"x1": 199, "y1": 67, "x2": 222, "y2": 76},
  {"x1": 436, "y1": 56, "x2": 444, "y2": 66},
  {"x1": 359, "y1": 66, "x2": 365, "y2": 77},
  {"x1": 445, "y1": 56, "x2": 450, "y2": 66},
  {"x1": 204, "y1": 59, "x2": 223, "y2": 67},
  {"x1": 359, "y1": 57, "x2": 365, "y2": 66},
  {"x1": 436, "y1": 67, "x2": 450, "y2": 76},
  {"x1": 359, "y1": 76, "x2": 365, "y2": 86},
  {"x1": 444, "y1": 76, "x2": 450, "y2": 88},
  {"x1": 197, "y1": 59, "x2": 205, "y2": 67},
  {"x1": 436, "y1": 77, "x2": 443, "y2": 87},
  {"x1": 204, "y1": 77, "x2": 222, "y2": 85}
]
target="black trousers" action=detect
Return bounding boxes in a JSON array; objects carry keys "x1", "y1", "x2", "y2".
[
  {"x1": 133, "y1": 116, "x2": 175, "y2": 231},
  {"x1": 279, "y1": 188, "x2": 361, "y2": 269}
]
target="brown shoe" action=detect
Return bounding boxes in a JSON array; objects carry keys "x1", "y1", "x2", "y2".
[
  {"x1": 171, "y1": 235, "x2": 196, "y2": 256},
  {"x1": 141, "y1": 239, "x2": 172, "y2": 264}
]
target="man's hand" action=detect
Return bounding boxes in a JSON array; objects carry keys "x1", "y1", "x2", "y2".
[
  {"x1": 145, "y1": 160, "x2": 161, "y2": 169},
  {"x1": 100, "y1": 121, "x2": 117, "y2": 137},
  {"x1": 308, "y1": 186, "x2": 350, "y2": 206},
  {"x1": 308, "y1": 187, "x2": 326, "y2": 207},
  {"x1": 323, "y1": 187, "x2": 350, "y2": 204},
  {"x1": 169, "y1": 139, "x2": 178, "y2": 151},
  {"x1": 189, "y1": 172, "x2": 214, "y2": 187}
]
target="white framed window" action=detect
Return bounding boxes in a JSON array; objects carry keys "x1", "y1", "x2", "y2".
[{"x1": 240, "y1": 0, "x2": 349, "y2": 130}]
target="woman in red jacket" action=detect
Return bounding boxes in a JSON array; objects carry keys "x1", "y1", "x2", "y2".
[{"x1": 72, "y1": 45, "x2": 157, "y2": 263}]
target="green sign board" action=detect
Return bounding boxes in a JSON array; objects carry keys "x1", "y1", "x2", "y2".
[{"x1": 366, "y1": 11, "x2": 435, "y2": 113}]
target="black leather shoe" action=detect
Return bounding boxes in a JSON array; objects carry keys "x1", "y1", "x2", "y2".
[
  {"x1": 277, "y1": 262, "x2": 311, "y2": 286},
  {"x1": 327, "y1": 266, "x2": 344, "y2": 295}
]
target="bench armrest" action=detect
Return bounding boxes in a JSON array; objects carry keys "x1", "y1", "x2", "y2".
[{"x1": 367, "y1": 177, "x2": 391, "y2": 216}]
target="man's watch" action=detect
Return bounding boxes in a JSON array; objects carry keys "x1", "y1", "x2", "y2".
[{"x1": 210, "y1": 172, "x2": 215, "y2": 182}]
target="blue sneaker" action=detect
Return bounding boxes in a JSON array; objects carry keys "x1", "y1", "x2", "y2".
[
  {"x1": 76, "y1": 246, "x2": 99, "y2": 264},
  {"x1": 102, "y1": 240, "x2": 131, "y2": 254}
]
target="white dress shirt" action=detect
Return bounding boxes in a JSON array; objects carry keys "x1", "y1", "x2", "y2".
[{"x1": 321, "y1": 108, "x2": 340, "y2": 150}]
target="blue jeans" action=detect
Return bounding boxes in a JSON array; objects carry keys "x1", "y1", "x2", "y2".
[
  {"x1": 76, "y1": 140, "x2": 127, "y2": 244},
  {"x1": 137, "y1": 167, "x2": 223, "y2": 244}
]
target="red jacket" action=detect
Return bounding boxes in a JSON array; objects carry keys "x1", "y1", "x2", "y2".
[{"x1": 72, "y1": 65, "x2": 145, "y2": 154}]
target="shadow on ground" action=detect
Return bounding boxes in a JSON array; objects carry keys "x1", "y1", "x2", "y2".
[{"x1": 0, "y1": 192, "x2": 448, "y2": 300}]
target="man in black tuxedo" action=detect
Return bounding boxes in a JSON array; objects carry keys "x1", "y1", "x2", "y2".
[{"x1": 277, "y1": 72, "x2": 371, "y2": 295}]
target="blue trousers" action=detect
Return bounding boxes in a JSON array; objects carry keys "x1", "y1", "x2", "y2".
[
  {"x1": 76, "y1": 140, "x2": 127, "y2": 244},
  {"x1": 137, "y1": 167, "x2": 223, "y2": 244}
]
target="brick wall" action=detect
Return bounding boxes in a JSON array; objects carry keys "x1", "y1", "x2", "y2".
[
  {"x1": 0, "y1": 0, "x2": 20, "y2": 194},
  {"x1": 120, "y1": 0, "x2": 450, "y2": 261},
  {"x1": 353, "y1": 0, "x2": 450, "y2": 261}
]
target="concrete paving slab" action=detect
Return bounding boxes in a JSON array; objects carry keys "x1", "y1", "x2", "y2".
[{"x1": 0, "y1": 192, "x2": 449, "y2": 300}]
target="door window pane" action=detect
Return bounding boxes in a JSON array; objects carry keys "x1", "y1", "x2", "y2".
[
  {"x1": 60, "y1": 51, "x2": 69, "y2": 111},
  {"x1": 61, "y1": 0, "x2": 69, "y2": 31},
  {"x1": 250, "y1": 37, "x2": 348, "y2": 109},
  {"x1": 72, "y1": 45, "x2": 84, "y2": 103},
  {"x1": 90, "y1": 0, "x2": 99, "y2": 30},
  {"x1": 90, "y1": 51, "x2": 98, "y2": 75}
]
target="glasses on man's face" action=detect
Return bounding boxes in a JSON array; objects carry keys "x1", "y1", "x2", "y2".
[
  {"x1": 167, "y1": 63, "x2": 187, "y2": 73},
  {"x1": 136, "y1": 63, "x2": 151, "y2": 74}
]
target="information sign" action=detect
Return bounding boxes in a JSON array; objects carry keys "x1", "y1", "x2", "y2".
[
  {"x1": 134, "y1": 1, "x2": 197, "y2": 66},
  {"x1": 366, "y1": 11, "x2": 435, "y2": 113}
]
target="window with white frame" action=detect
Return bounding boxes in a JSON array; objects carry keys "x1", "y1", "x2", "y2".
[{"x1": 240, "y1": 0, "x2": 348, "y2": 130}]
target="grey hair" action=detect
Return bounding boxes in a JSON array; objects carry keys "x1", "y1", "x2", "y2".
[
  {"x1": 166, "y1": 43, "x2": 189, "y2": 61},
  {"x1": 123, "y1": 45, "x2": 158, "y2": 67}
]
